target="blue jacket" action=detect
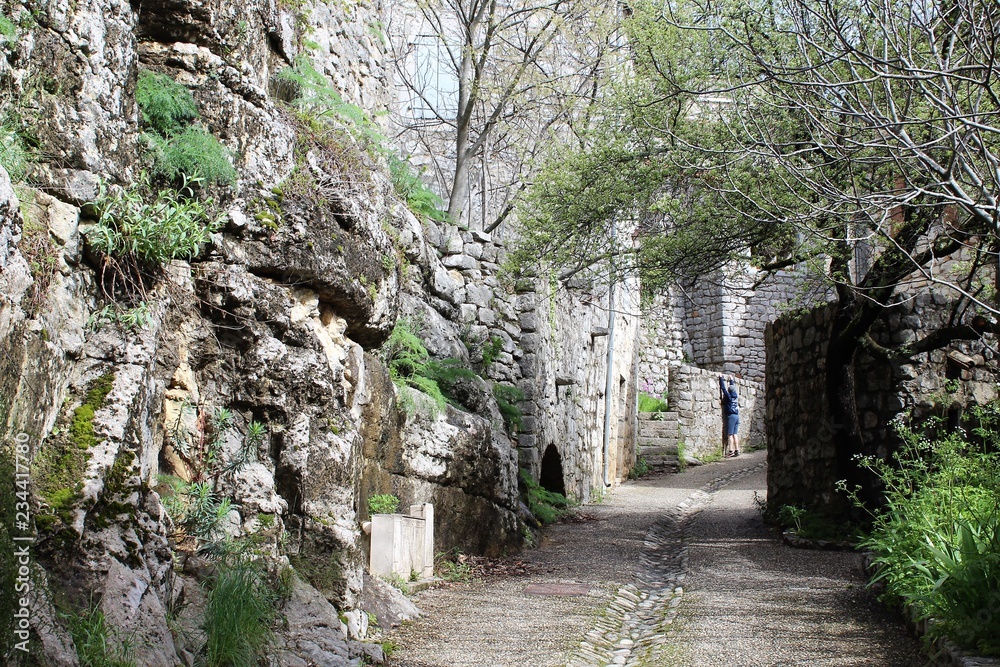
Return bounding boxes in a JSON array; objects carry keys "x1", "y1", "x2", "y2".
[{"x1": 720, "y1": 377, "x2": 739, "y2": 416}]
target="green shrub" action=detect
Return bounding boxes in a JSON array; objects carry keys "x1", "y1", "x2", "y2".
[
  {"x1": 638, "y1": 391, "x2": 669, "y2": 413},
  {"x1": 278, "y1": 56, "x2": 387, "y2": 152},
  {"x1": 435, "y1": 549, "x2": 473, "y2": 582},
  {"x1": 388, "y1": 155, "x2": 448, "y2": 222},
  {"x1": 204, "y1": 562, "x2": 277, "y2": 667},
  {"x1": 279, "y1": 56, "x2": 450, "y2": 221},
  {"x1": 148, "y1": 126, "x2": 237, "y2": 185},
  {"x1": 86, "y1": 177, "x2": 222, "y2": 267},
  {"x1": 367, "y1": 493, "x2": 400, "y2": 515},
  {"x1": 381, "y1": 319, "x2": 447, "y2": 414},
  {"x1": 425, "y1": 358, "x2": 479, "y2": 395},
  {"x1": 520, "y1": 469, "x2": 572, "y2": 525},
  {"x1": 493, "y1": 383, "x2": 525, "y2": 434},
  {"x1": 853, "y1": 408, "x2": 1000, "y2": 655},
  {"x1": 136, "y1": 70, "x2": 198, "y2": 135},
  {"x1": 480, "y1": 335, "x2": 504, "y2": 369},
  {"x1": 161, "y1": 479, "x2": 234, "y2": 543},
  {"x1": 135, "y1": 70, "x2": 235, "y2": 186},
  {"x1": 67, "y1": 603, "x2": 136, "y2": 667},
  {"x1": 628, "y1": 456, "x2": 650, "y2": 479},
  {"x1": 0, "y1": 15, "x2": 16, "y2": 42}
]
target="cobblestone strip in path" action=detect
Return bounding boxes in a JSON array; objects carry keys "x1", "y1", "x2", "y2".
[{"x1": 564, "y1": 462, "x2": 766, "y2": 667}]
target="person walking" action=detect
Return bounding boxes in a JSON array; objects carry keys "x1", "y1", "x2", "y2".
[{"x1": 719, "y1": 375, "x2": 740, "y2": 457}]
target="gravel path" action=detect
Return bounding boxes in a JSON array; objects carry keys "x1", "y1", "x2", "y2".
[{"x1": 384, "y1": 450, "x2": 924, "y2": 667}]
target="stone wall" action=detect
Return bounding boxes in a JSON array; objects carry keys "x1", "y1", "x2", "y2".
[
  {"x1": 518, "y1": 278, "x2": 641, "y2": 502},
  {"x1": 666, "y1": 363, "x2": 764, "y2": 457},
  {"x1": 641, "y1": 263, "x2": 833, "y2": 388},
  {"x1": 638, "y1": 293, "x2": 686, "y2": 397},
  {"x1": 766, "y1": 294, "x2": 1000, "y2": 515}
]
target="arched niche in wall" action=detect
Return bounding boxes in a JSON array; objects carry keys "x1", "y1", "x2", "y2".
[{"x1": 539, "y1": 444, "x2": 566, "y2": 497}]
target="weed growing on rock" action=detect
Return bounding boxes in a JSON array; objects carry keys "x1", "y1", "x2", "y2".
[
  {"x1": 388, "y1": 154, "x2": 448, "y2": 222},
  {"x1": 638, "y1": 391, "x2": 669, "y2": 413},
  {"x1": 204, "y1": 559, "x2": 278, "y2": 667},
  {"x1": 136, "y1": 71, "x2": 198, "y2": 135},
  {"x1": 493, "y1": 383, "x2": 525, "y2": 434},
  {"x1": 148, "y1": 127, "x2": 236, "y2": 186},
  {"x1": 520, "y1": 469, "x2": 572, "y2": 525},
  {"x1": 16, "y1": 189, "x2": 61, "y2": 313},
  {"x1": 367, "y1": 493, "x2": 400, "y2": 515},
  {"x1": 0, "y1": 117, "x2": 29, "y2": 182},
  {"x1": 86, "y1": 175, "x2": 222, "y2": 297},
  {"x1": 135, "y1": 69, "x2": 235, "y2": 186},
  {"x1": 628, "y1": 456, "x2": 650, "y2": 479},
  {"x1": 382, "y1": 319, "x2": 448, "y2": 415},
  {"x1": 382, "y1": 572, "x2": 410, "y2": 594},
  {"x1": 435, "y1": 549, "x2": 473, "y2": 583},
  {"x1": 278, "y1": 56, "x2": 386, "y2": 153},
  {"x1": 159, "y1": 407, "x2": 268, "y2": 554},
  {"x1": 87, "y1": 302, "x2": 152, "y2": 331},
  {"x1": 480, "y1": 335, "x2": 504, "y2": 369},
  {"x1": 279, "y1": 56, "x2": 449, "y2": 222},
  {"x1": 0, "y1": 14, "x2": 16, "y2": 41}
]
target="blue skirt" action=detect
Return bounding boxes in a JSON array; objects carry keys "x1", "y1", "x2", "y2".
[{"x1": 725, "y1": 414, "x2": 740, "y2": 436}]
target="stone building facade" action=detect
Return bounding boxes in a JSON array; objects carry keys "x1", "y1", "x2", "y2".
[{"x1": 638, "y1": 260, "x2": 829, "y2": 457}]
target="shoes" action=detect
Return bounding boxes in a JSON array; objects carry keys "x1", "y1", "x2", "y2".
[
  {"x1": 734, "y1": 450, "x2": 740, "y2": 457},
  {"x1": 725, "y1": 451, "x2": 735, "y2": 458}
]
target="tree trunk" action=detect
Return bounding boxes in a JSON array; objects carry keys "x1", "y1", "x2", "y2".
[
  {"x1": 824, "y1": 294, "x2": 886, "y2": 519},
  {"x1": 447, "y1": 150, "x2": 471, "y2": 224}
]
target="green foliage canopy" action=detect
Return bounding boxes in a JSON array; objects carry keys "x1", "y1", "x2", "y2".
[{"x1": 515, "y1": 0, "x2": 1000, "y2": 305}]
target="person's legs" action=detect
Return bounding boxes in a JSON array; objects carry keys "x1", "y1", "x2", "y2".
[{"x1": 725, "y1": 415, "x2": 738, "y2": 456}]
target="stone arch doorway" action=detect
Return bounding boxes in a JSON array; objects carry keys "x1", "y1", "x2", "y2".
[{"x1": 539, "y1": 444, "x2": 566, "y2": 496}]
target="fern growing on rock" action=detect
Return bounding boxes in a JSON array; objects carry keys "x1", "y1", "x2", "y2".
[
  {"x1": 136, "y1": 71, "x2": 199, "y2": 135},
  {"x1": 135, "y1": 69, "x2": 236, "y2": 186}
]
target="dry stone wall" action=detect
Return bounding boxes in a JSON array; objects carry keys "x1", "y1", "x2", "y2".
[
  {"x1": 517, "y1": 279, "x2": 641, "y2": 502},
  {"x1": 766, "y1": 293, "x2": 1000, "y2": 516},
  {"x1": 665, "y1": 363, "x2": 764, "y2": 457},
  {"x1": 641, "y1": 263, "x2": 834, "y2": 387}
]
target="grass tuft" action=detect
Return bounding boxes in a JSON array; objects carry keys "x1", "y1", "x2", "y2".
[
  {"x1": 148, "y1": 127, "x2": 237, "y2": 186},
  {"x1": 203, "y1": 561, "x2": 278, "y2": 667}
]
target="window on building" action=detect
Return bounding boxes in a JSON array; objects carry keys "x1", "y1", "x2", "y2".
[{"x1": 411, "y1": 35, "x2": 459, "y2": 120}]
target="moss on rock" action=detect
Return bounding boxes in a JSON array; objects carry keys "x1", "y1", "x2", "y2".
[{"x1": 34, "y1": 373, "x2": 115, "y2": 528}]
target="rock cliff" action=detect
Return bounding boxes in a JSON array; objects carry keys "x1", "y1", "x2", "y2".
[{"x1": 0, "y1": 0, "x2": 539, "y2": 664}]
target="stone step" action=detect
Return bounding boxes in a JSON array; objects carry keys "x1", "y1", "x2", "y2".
[
  {"x1": 638, "y1": 444, "x2": 679, "y2": 456},
  {"x1": 638, "y1": 411, "x2": 678, "y2": 422},
  {"x1": 637, "y1": 424, "x2": 678, "y2": 438},
  {"x1": 643, "y1": 454, "x2": 680, "y2": 470},
  {"x1": 638, "y1": 436, "x2": 679, "y2": 448}
]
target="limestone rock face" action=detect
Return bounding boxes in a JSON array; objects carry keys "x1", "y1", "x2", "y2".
[
  {"x1": 360, "y1": 379, "x2": 522, "y2": 556},
  {"x1": 0, "y1": 0, "x2": 551, "y2": 662}
]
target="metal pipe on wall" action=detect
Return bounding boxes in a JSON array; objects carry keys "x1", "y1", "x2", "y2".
[{"x1": 601, "y1": 224, "x2": 617, "y2": 488}]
